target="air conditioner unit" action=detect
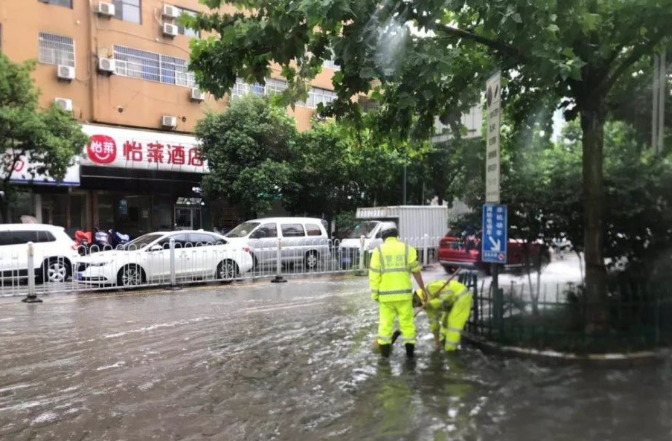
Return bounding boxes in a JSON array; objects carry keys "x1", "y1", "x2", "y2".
[
  {"x1": 162, "y1": 115, "x2": 177, "y2": 128},
  {"x1": 57, "y1": 65, "x2": 75, "y2": 81},
  {"x1": 190, "y1": 88, "x2": 205, "y2": 101},
  {"x1": 96, "y1": 2, "x2": 115, "y2": 17},
  {"x1": 54, "y1": 97, "x2": 73, "y2": 112},
  {"x1": 163, "y1": 23, "x2": 178, "y2": 37},
  {"x1": 163, "y1": 4, "x2": 180, "y2": 19},
  {"x1": 98, "y1": 58, "x2": 115, "y2": 73}
]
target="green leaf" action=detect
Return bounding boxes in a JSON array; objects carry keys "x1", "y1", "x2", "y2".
[
  {"x1": 512, "y1": 13, "x2": 522, "y2": 24},
  {"x1": 581, "y1": 13, "x2": 599, "y2": 32},
  {"x1": 222, "y1": 27, "x2": 236, "y2": 44},
  {"x1": 359, "y1": 67, "x2": 375, "y2": 79},
  {"x1": 562, "y1": 47, "x2": 576, "y2": 58},
  {"x1": 546, "y1": 24, "x2": 560, "y2": 33}
]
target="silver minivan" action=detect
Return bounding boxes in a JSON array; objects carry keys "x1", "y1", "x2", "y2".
[{"x1": 224, "y1": 217, "x2": 330, "y2": 269}]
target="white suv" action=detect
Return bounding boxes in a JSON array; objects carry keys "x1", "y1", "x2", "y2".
[{"x1": 0, "y1": 224, "x2": 78, "y2": 283}]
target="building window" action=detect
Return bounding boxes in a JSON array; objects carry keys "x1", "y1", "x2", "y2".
[
  {"x1": 231, "y1": 78, "x2": 248, "y2": 99},
  {"x1": 176, "y1": 7, "x2": 199, "y2": 38},
  {"x1": 230, "y1": 78, "x2": 288, "y2": 100},
  {"x1": 38, "y1": 0, "x2": 73, "y2": 8},
  {"x1": 306, "y1": 87, "x2": 337, "y2": 109},
  {"x1": 112, "y1": 0, "x2": 141, "y2": 24},
  {"x1": 360, "y1": 97, "x2": 381, "y2": 113},
  {"x1": 250, "y1": 83, "x2": 265, "y2": 97},
  {"x1": 265, "y1": 78, "x2": 287, "y2": 96},
  {"x1": 113, "y1": 45, "x2": 195, "y2": 87},
  {"x1": 323, "y1": 50, "x2": 340, "y2": 71},
  {"x1": 38, "y1": 32, "x2": 75, "y2": 67}
]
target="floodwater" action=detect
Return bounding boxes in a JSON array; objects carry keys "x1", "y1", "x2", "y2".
[{"x1": 1, "y1": 273, "x2": 672, "y2": 441}]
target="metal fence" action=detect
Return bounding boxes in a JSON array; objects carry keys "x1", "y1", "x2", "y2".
[
  {"x1": 464, "y1": 276, "x2": 672, "y2": 354},
  {"x1": 2, "y1": 236, "x2": 442, "y2": 300}
]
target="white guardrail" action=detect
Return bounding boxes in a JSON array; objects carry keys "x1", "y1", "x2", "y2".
[{"x1": 2, "y1": 235, "x2": 441, "y2": 300}]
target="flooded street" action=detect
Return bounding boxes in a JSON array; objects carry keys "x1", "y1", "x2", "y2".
[{"x1": 2, "y1": 274, "x2": 672, "y2": 441}]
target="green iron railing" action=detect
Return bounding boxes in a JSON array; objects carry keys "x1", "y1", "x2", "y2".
[{"x1": 461, "y1": 273, "x2": 672, "y2": 354}]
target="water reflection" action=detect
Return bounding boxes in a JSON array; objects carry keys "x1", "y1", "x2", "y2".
[{"x1": 2, "y1": 281, "x2": 672, "y2": 441}]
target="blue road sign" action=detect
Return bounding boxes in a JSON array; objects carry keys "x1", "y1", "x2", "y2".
[{"x1": 482, "y1": 204, "x2": 507, "y2": 264}]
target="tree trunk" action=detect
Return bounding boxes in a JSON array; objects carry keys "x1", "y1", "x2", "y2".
[
  {"x1": 580, "y1": 102, "x2": 607, "y2": 327},
  {"x1": 0, "y1": 181, "x2": 12, "y2": 223},
  {"x1": 0, "y1": 199, "x2": 8, "y2": 224}
]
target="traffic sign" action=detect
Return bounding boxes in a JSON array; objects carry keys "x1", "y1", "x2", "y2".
[
  {"x1": 485, "y1": 71, "x2": 501, "y2": 203},
  {"x1": 482, "y1": 204, "x2": 507, "y2": 264}
]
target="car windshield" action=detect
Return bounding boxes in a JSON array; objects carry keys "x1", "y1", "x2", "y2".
[
  {"x1": 226, "y1": 222, "x2": 260, "y2": 238},
  {"x1": 121, "y1": 233, "x2": 163, "y2": 250},
  {"x1": 348, "y1": 221, "x2": 379, "y2": 239}
]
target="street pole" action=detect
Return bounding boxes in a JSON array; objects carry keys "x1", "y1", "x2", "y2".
[
  {"x1": 653, "y1": 48, "x2": 667, "y2": 154},
  {"x1": 657, "y1": 49, "x2": 666, "y2": 154},
  {"x1": 402, "y1": 164, "x2": 407, "y2": 205},
  {"x1": 271, "y1": 238, "x2": 287, "y2": 283},
  {"x1": 653, "y1": 52, "x2": 660, "y2": 152},
  {"x1": 22, "y1": 242, "x2": 42, "y2": 303},
  {"x1": 491, "y1": 263, "x2": 502, "y2": 331}
]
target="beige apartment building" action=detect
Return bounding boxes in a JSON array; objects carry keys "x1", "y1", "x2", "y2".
[{"x1": 0, "y1": 0, "x2": 338, "y2": 236}]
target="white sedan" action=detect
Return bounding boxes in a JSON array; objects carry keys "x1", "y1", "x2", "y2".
[{"x1": 74, "y1": 231, "x2": 254, "y2": 288}]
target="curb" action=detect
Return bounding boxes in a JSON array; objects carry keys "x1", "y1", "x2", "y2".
[
  {"x1": 2, "y1": 271, "x2": 360, "y2": 301},
  {"x1": 464, "y1": 333, "x2": 666, "y2": 365}
]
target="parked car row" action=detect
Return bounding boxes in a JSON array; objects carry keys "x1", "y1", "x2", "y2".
[
  {"x1": 0, "y1": 217, "x2": 331, "y2": 288},
  {"x1": 0, "y1": 217, "x2": 553, "y2": 289}
]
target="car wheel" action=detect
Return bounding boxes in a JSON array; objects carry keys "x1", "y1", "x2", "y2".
[
  {"x1": 250, "y1": 253, "x2": 260, "y2": 270},
  {"x1": 305, "y1": 251, "x2": 319, "y2": 270},
  {"x1": 117, "y1": 264, "x2": 145, "y2": 288},
  {"x1": 217, "y1": 260, "x2": 239, "y2": 283},
  {"x1": 442, "y1": 264, "x2": 458, "y2": 274},
  {"x1": 42, "y1": 258, "x2": 70, "y2": 283}
]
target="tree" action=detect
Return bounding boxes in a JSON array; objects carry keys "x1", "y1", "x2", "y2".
[
  {"x1": 426, "y1": 136, "x2": 485, "y2": 206},
  {"x1": 186, "y1": 0, "x2": 672, "y2": 310},
  {"x1": 195, "y1": 94, "x2": 297, "y2": 216},
  {"x1": 0, "y1": 54, "x2": 88, "y2": 222},
  {"x1": 283, "y1": 122, "x2": 362, "y2": 221}
]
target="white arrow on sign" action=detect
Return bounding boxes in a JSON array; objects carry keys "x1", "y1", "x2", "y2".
[{"x1": 489, "y1": 236, "x2": 501, "y2": 251}]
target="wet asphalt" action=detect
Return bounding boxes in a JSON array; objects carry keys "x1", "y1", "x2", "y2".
[{"x1": 1, "y1": 270, "x2": 672, "y2": 441}]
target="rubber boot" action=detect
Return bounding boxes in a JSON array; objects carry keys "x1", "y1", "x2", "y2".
[
  {"x1": 405, "y1": 343, "x2": 415, "y2": 359},
  {"x1": 379, "y1": 344, "x2": 392, "y2": 358}
]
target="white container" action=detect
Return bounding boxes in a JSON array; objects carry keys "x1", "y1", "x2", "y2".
[
  {"x1": 356, "y1": 206, "x2": 448, "y2": 241},
  {"x1": 339, "y1": 205, "x2": 448, "y2": 255}
]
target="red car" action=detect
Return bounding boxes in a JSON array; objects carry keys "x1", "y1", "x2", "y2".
[{"x1": 438, "y1": 230, "x2": 549, "y2": 274}]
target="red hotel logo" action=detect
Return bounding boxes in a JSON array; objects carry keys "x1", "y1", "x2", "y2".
[{"x1": 87, "y1": 135, "x2": 117, "y2": 164}]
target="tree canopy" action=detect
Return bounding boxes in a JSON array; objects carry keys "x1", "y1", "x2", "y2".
[
  {"x1": 185, "y1": 0, "x2": 672, "y2": 304},
  {"x1": 0, "y1": 54, "x2": 89, "y2": 221},
  {"x1": 196, "y1": 94, "x2": 298, "y2": 216}
]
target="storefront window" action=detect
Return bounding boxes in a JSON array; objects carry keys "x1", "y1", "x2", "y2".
[
  {"x1": 69, "y1": 193, "x2": 86, "y2": 233},
  {"x1": 41, "y1": 192, "x2": 88, "y2": 235},
  {"x1": 41, "y1": 193, "x2": 68, "y2": 230},
  {"x1": 97, "y1": 192, "x2": 115, "y2": 231},
  {"x1": 9, "y1": 191, "x2": 35, "y2": 224}
]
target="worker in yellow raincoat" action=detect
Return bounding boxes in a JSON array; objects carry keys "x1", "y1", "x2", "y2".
[
  {"x1": 369, "y1": 222, "x2": 426, "y2": 358},
  {"x1": 413, "y1": 278, "x2": 472, "y2": 351}
]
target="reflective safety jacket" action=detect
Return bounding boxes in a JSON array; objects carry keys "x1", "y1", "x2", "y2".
[
  {"x1": 369, "y1": 237, "x2": 421, "y2": 303},
  {"x1": 420, "y1": 280, "x2": 471, "y2": 332}
]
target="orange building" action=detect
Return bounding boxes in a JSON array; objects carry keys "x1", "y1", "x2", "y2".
[{"x1": 0, "y1": 0, "x2": 338, "y2": 236}]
